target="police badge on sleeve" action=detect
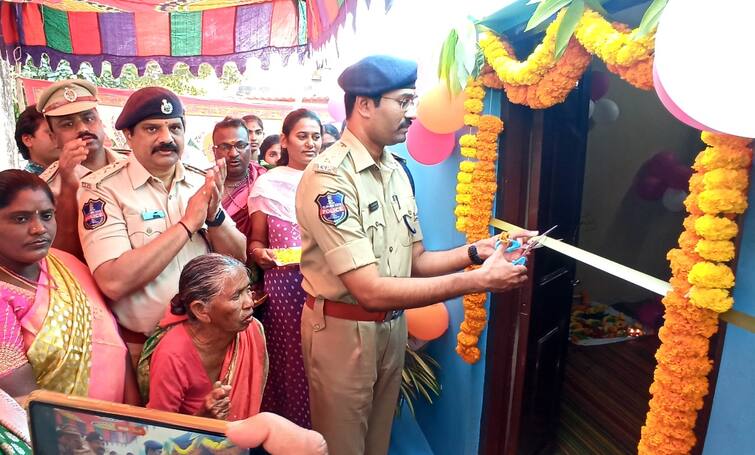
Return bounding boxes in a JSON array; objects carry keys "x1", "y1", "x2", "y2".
[
  {"x1": 316, "y1": 191, "x2": 348, "y2": 226},
  {"x1": 82, "y1": 199, "x2": 107, "y2": 230}
]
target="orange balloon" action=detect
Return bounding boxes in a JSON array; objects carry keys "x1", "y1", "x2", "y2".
[
  {"x1": 416, "y1": 83, "x2": 468, "y2": 134},
  {"x1": 406, "y1": 303, "x2": 450, "y2": 341}
]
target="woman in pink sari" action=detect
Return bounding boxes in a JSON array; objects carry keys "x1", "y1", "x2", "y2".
[{"x1": 0, "y1": 170, "x2": 129, "y2": 403}]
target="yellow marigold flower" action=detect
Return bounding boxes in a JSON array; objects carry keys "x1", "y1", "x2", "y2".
[
  {"x1": 694, "y1": 215, "x2": 738, "y2": 240},
  {"x1": 688, "y1": 174, "x2": 704, "y2": 193},
  {"x1": 456, "y1": 183, "x2": 473, "y2": 194},
  {"x1": 455, "y1": 217, "x2": 467, "y2": 232},
  {"x1": 694, "y1": 239, "x2": 735, "y2": 262},
  {"x1": 464, "y1": 99, "x2": 484, "y2": 114},
  {"x1": 701, "y1": 132, "x2": 752, "y2": 149},
  {"x1": 697, "y1": 189, "x2": 748, "y2": 214},
  {"x1": 459, "y1": 134, "x2": 477, "y2": 148},
  {"x1": 454, "y1": 205, "x2": 471, "y2": 217},
  {"x1": 456, "y1": 194, "x2": 472, "y2": 204},
  {"x1": 703, "y1": 168, "x2": 749, "y2": 191},
  {"x1": 688, "y1": 262, "x2": 735, "y2": 289},
  {"x1": 464, "y1": 114, "x2": 480, "y2": 126},
  {"x1": 689, "y1": 287, "x2": 733, "y2": 313},
  {"x1": 460, "y1": 147, "x2": 477, "y2": 158},
  {"x1": 464, "y1": 85, "x2": 486, "y2": 100},
  {"x1": 459, "y1": 161, "x2": 476, "y2": 172},
  {"x1": 574, "y1": 9, "x2": 654, "y2": 67},
  {"x1": 457, "y1": 172, "x2": 473, "y2": 184}
]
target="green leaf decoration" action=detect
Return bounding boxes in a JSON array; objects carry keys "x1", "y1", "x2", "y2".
[
  {"x1": 583, "y1": 0, "x2": 607, "y2": 16},
  {"x1": 526, "y1": 0, "x2": 572, "y2": 31},
  {"x1": 554, "y1": 0, "x2": 584, "y2": 59},
  {"x1": 438, "y1": 29, "x2": 460, "y2": 93},
  {"x1": 636, "y1": 0, "x2": 667, "y2": 39}
]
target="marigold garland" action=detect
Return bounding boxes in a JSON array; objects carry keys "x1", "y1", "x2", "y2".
[
  {"x1": 639, "y1": 133, "x2": 752, "y2": 455},
  {"x1": 478, "y1": 7, "x2": 656, "y2": 109},
  {"x1": 453, "y1": 78, "x2": 504, "y2": 364}
]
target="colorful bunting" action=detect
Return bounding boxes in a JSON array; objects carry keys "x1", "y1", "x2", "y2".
[{"x1": 0, "y1": 0, "x2": 393, "y2": 75}]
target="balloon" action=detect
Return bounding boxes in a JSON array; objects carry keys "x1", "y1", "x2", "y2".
[
  {"x1": 405, "y1": 120, "x2": 456, "y2": 165},
  {"x1": 590, "y1": 71, "x2": 610, "y2": 101},
  {"x1": 327, "y1": 87, "x2": 346, "y2": 123},
  {"x1": 406, "y1": 303, "x2": 450, "y2": 341},
  {"x1": 668, "y1": 164, "x2": 693, "y2": 191},
  {"x1": 635, "y1": 175, "x2": 667, "y2": 201},
  {"x1": 654, "y1": 0, "x2": 755, "y2": 137},
  {"x1": 645, "y1": 150, "x2": 679, "y2": 178},
  {"x1": 653, "y1": 65, "x2": 717, "y2": 132},
  {"x1": 591, "y1": 98, "x2": 620, "y2": 124},
  {"x1": 661, "y1": 188, "x2": 688, "y2": 212},
  {"x1": 416, "y1": 83, "x2": 467, "y2": 134}
]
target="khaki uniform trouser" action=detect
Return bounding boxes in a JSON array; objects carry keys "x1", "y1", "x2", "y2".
[{"x1": 301, "y1": 300, "x2": 407, "y2": 455}]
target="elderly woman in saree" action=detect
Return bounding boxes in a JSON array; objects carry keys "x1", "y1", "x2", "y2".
[
  {"x1": 144, "y1": 253, "x2": 268, "y2": 420},
  {"x1": 0, "y1": 170, "x2": 130, "y2": 404}
]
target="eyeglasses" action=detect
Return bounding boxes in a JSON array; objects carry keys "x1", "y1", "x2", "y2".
[
  {"x1": 213, "y1": 142, "x2": 249, "y2": 153},
  {"x1": 381, "y1": 94, "x2": 419, "y2": 111}
]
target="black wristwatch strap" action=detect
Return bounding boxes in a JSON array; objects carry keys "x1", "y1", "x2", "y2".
[
  {"x1": 205, "y1": 209, "x2": 226, "y2": 227},
  {"x1": 468, "y1": 244, "x2": 484, "y2": 265}
]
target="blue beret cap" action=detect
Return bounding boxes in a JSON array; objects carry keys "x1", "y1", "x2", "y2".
[
  {"x1": 338, "y1": 55, "x2": 417, "y2": 97},
  {"x1": 144, "y1": 440, "x2": 163, "y2": 450},
  {"x1": 115, "y1": 86, "x2": 184, "y2": 130}
]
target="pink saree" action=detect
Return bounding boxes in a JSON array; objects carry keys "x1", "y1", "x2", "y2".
[{"x1": 0, "y1": 249, "x2": 127, "y2": 402}]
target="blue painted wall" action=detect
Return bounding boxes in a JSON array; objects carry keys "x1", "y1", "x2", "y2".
[
  {"x1": 703, "y1": 172, "x2": 755, "y2": 454},
  {"x1": 388, "y1": 91, "x2": 502, "y2": 455}
]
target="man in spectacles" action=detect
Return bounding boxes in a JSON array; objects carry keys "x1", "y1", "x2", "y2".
[{"x1": 211, "y1": 117, "x2": 268, "y2": 289}]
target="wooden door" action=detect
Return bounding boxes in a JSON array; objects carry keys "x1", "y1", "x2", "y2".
[{"x1": 480, "y1": 73, "x2": 590, "y2": 455}]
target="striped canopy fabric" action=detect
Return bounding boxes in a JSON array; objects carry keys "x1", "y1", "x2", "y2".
[{"x1": 0, "y1": 0, "x2": 393, "y2": 74}]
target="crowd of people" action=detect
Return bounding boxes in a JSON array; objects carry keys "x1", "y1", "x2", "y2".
[{"x1": 1, "y1": 54, "x2": 532, "y2": 455}]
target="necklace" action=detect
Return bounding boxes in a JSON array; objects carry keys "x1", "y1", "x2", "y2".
[{"x1": 0, "y1": 263, "x2": 57, "y2": 290}]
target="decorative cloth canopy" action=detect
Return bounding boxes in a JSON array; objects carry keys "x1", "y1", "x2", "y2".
[{"x1": 0, "y1": 0, "x2": 392, "y2": 74}]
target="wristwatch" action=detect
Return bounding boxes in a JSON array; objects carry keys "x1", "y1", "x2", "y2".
[
  {"x1": 468, "y1": 244, "x2": 485, "y2": 265},
  {"x1": 205, "y1": 209, "x2": 226, "y2": 227}
]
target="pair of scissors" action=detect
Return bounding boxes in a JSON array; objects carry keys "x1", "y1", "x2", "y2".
[{"x1": 497, "y1": 225, "x2": 558, "y2": 266}]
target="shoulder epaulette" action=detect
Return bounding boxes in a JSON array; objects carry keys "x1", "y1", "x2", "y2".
[
  {"x1": 80, "y1": 159, "x2": 129, "y2": 190},
  {"x1": 313, "y1": 143, "x2": 349, "y2": 175},
  {"x1": 38, "y1": 160, "x2": 59, "y2": 183}
]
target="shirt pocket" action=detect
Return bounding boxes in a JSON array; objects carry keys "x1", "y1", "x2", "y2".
[
  {"x1": 361, "y1": 208, "x2": 387, "y2": 258},
  {"x1": 124, "y1": 213, "x2": 168, "y2": 247},
  {"x1": 392, "y1": 194, "x2": 420, "y2": 247}
]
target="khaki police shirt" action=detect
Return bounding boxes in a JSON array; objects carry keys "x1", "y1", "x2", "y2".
[
  {"x1": 40, "y1": 148, "x2": 124, "y2": 198},
  {"x1": 296, "y1": 129, "x2": 423, "y2": 305},
  {"x1": 77, "y1": 153, "x2": 235, "y2": 334}
]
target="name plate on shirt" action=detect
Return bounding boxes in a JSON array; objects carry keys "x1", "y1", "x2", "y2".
[{"x1": 141, "y1": 210, "x2": 166, "y2": 221}]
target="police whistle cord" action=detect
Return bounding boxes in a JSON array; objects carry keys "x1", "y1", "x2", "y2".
[{"x1": 490, "y1": 218, "x2": 755, "y2": 334}]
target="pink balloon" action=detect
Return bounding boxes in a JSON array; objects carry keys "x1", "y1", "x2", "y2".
[
  {"x1": 653, "y1": 65, "x2": 718, "y2": 132},
  {"x1": 406, "y1": 120, "x2": 455, "y2": 165},
  {"x1": 590, "y1": 71, "x2": 610, "y2": 101},
  {"x1": 327, "y1": 88, "x2": 346, "y2": 123}
]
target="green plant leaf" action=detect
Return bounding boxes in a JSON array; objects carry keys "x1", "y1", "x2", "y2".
[
  {"x1": 526, "y1": 0, "x2": 572, "y2": 31},
  {"x1": 583, "y1": 0, "x2": 607, "y2": 16},
  {"x1": 636, "y1": 0, "x2": 667, "y2": 38},
  {"x1": 554, "y1": 0, "x2": 584, "y2": 59}
]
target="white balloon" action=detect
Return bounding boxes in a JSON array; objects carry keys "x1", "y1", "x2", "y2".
[
  {"x1": 588, "y1": 99, "x2": 595, "y2": 118},
  {"x1": 591, "y1": 98, "x2": 619, "y2": 124},
  {"x1": 655, "y1": 0, "x2": 755, "y2": 138},
  {"x1": 661, "y1": 188, "x2": 687, "y2": 212}
]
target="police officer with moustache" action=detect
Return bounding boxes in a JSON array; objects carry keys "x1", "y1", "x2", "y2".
[
  {"x1": 77, "y1": 87, "x2": 246, "y2": 360},
  {"x1": 295, "y1": 55, "x2": 534, "y2": 455},
  {"x1": 37, "y1": 80, "x2": 126, "y2": 259}
]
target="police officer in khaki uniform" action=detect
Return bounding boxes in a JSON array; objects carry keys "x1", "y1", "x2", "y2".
[
  {"x1": 296, "y1": 55, "x2": 533, "y2": 455},
  {"x1": 77, "y1": 87, "x2": 246, "y2": 360},
  {"x1": 37, "y1": 79, "x2": 126, "y2": 259}
]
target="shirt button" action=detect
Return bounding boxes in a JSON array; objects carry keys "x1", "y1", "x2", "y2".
[
  {"x1": 146, "y1": 227, "x2": 153, "y2": 234},
  {"x1": 389, "y1": 247, "x2": 394, "y2": 252},
  {"x1": 313, "y1": 323, "x2": 321, "y2": 330},
  {"x1": 169, "y1": 195, "x2": 173, "y2": 200}
]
